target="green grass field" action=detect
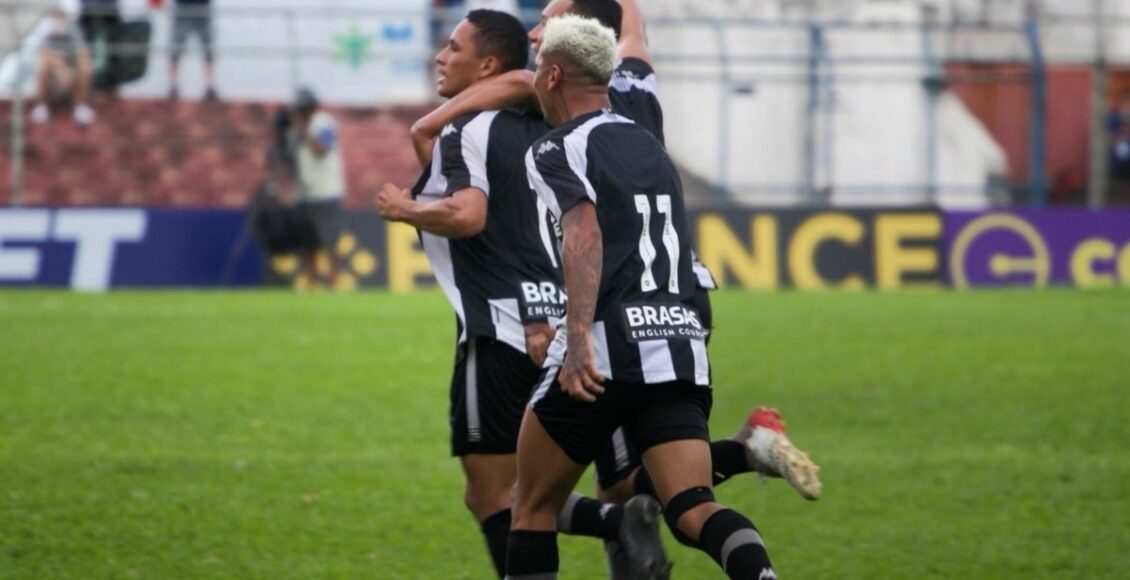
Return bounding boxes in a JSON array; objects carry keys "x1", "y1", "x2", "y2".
[{"x1": 2, "y1": 289, "x2": 1128, "y2": 579}]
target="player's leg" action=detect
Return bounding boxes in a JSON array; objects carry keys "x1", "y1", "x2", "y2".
[
  {"x1": 451, "y1": 337, "x2": 536, "y2": 577},
  {"x1": 633, "y1": 384, "x2": 776, "y2": 580},
  {"x1": 508, "y1": 407, "x2": 590, "y2": 579},
  {"x1": 592, "y1": 429, "x2": 671, "y2": 578},
  {"x1": 461, "y1": 453, "x2": 516, "y2": 578},
  {"x1": 698, "y1": 288, "x2": 823, "y2": 498},
  {"x1": 514, "y1": 375, "x2": 670, "y2": 579}
]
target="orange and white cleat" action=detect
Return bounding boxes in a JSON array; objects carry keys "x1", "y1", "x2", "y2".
[{"x1": 734, "y1": 407, "x2": 822, "y2": 500}]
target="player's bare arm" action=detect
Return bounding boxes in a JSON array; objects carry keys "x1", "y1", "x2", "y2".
[
  {"x1": 410, "y1": 70, "x2": 538, "y2": 167},
  {"x1": 616, "y1": 0, "x2": 652, "y2": 64},
  {"x1": 558, "y1": 201, "x2": 605, "y2": 402},
  {"x1": 376, "y1": 183, "x2": 487, "y2": 238}
]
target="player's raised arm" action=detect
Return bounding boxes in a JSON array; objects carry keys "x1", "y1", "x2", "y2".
[
  {"x1": 410, "y1": 69, "x2": 538, "y2": 167},
  {"x1": 616, "y1": 0, "x2": 652, "y2": 64}
]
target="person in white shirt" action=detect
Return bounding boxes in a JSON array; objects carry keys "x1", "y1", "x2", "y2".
[
  {"x1": 31, "y1": 7, "x2": 96, "y2": 125},
  {"x1": 290, "y1": 87, "x2": 345, "y2": 288}
]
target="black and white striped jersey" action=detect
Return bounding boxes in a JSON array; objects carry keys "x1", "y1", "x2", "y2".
[
  {"x1": 526, "y1": 109, "x2": 710, "y2": 387},
  {"x1": 608, "y1": 57, "x2": 718, "y2": 291},
  {"x1": 411, "y1": 108, "x2": 563, "y2": 353}
]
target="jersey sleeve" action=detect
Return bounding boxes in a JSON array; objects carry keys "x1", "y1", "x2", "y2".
[
  {"x1": 439, "y1": 112, "x2": 493, "y2": 197},
  {"x1": 608, "y1": 58, "x2": 664, "y2": 144},
  {"x1": 525, "y1": 135, "x2": 595, "y2": 220}
]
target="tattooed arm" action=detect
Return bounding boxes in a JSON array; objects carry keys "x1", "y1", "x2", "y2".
[{"x1": 558, "y1": 201, "x2": 605, "y2": 402}]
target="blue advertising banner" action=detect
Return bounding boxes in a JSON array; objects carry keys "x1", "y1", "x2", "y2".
[
  {"x1": 4, "y1": 207, "x2": 1129, "y2": 291},
  {"x1": 944, "y1": 210, "x2": 1130, "y2": 288},
  {"x1": 0, "y1": 209, "x2": 263, "y2": 291}
]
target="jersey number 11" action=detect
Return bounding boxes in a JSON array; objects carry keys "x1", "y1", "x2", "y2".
[{"x1": 634, "y1": 194, "x2": 680, "y2": 293}]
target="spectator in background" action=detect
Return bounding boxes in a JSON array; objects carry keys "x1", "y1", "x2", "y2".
[
  {"x1": 1109, "y1": 89, "x2": 1130, "y2": 179},
  {"x1": 31, "y1": 7, "x2": 96, "y2": 125},
  {"x1": 290, "y1": 88, "x2": 345, "y2": 288},
  {"x1": 167, "y1": 0, "x2": 218, "y2": 100}
]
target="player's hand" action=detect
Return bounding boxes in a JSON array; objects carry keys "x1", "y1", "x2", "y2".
[
  {"x1": 524, "y1": 322, "x2": 554, "y2": 367},
  {"x1": 376, "y1": 184, "x2": 410, "y2": 221},
  {"x1": 558, "y1": 338, "x2": 604, "y2": 402}
]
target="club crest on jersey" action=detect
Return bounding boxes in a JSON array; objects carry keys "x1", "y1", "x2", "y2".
[
  {"x1": 536, "y1": 140, "x2": 560, "y2": 157},
  {"x1": 441, "y1": 124, "x2": 459, "y2": 137},
  {"x1": 620, "y1": 302, "x2": 707, "y2": 343}
]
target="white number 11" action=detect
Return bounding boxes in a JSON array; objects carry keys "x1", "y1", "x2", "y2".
[{"x1": 634, "y1": 194, "x2": 680, "y2": 293}]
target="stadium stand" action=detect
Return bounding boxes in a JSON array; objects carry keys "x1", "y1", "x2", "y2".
[{"x1": 0, "y1": 99, "x2": 427, "y2": 208}]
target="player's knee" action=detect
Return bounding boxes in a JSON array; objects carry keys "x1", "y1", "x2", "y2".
[
  {"x1": 597, "y1": 475, "x2": 635, "y2": 505},
  {"x1": 662, "y1": 486, "x2": 717, "y2": 547},
  {"x1": 463, "y1": 481, "x2": 509, "y2": 520}
]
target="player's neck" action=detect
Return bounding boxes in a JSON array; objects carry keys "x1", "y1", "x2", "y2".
[{"x1": 557, "y1": 87, "x2": 611, "y2": 125}]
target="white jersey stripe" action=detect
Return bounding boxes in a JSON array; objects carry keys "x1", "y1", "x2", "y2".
[
  {"x1": 526, "y1": 148, "x2": 564, "y2": 219},
  {"x1": 690, "y1": 337, "x2": 710, "y2": 386},
  {"x1": 420, "y1": 231, "x2": 466, "y2": 344},
  {"x1": 638, "y1": 339, "x2": 677, "y2": 384},
  {"x1": 562, "y1": 112, "x2": 634, "y2": 207},
  {"x1": 609, "y1": 71, "x2": 658, "y2": 96},
  {"x1": 488, "y1": 298, "x2": 526, "y2": 353},
  {"x1": 592, "y1": 321, "x2": 612, "y2": 381},
  {"x1": 460, "y1": 110, "x2": 498, "y2": 196}
]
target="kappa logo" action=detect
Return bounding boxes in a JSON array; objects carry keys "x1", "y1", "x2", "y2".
[
  {"x1": 599, "y1": 504, "x2": 615, "y2": 519},
  {"x1": 536, "y1": 140, "x2": 560, "y2": 157},
  {"x1": 441, "y1": 124, "x2": 459, "y2": 138},
  {"x1": 759, "y1": 568, "x2": 778, "y2": 580}
]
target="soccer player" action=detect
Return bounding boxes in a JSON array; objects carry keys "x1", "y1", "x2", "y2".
[
  {"x1": 376, "y1": 10, "x2": 665, "y2": 577},
  {"x1": 508, "y1": 15, "x2": 776, "y2": 579},
  {"x1": 412, "y1": 0, "x2": 821, "y2": 544}
]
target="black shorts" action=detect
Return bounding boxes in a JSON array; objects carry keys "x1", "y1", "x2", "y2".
[
  {"x1": 296, "y1": 199, "x2": 342, "y2": 252},
  {"x1": 530, "y1": 375, "x2": 712, "y2": 468},
  {"x1": 171, "y1": 6, "x2": 214, "y2": 60},
  {"x1": 450, "y1": 337, "x2": 540, "y2": 456},
  {"x1": 592, "y1": 289, "x2": 714, "y2": 488}
]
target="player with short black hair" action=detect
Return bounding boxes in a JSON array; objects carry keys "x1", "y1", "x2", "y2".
[
  {"x1": 464, "y1": 7, "x2": 531, "y2": 75},
  {"x1": 507, "y1": 15, "x2": 776, "y2": 579},
  {"x1": 377, "y1": 9, "x2": 666, "y2": 578}
]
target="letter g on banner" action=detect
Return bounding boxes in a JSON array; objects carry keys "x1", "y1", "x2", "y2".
[{"x1": 950, "y1": 214, "x2": 1050, "y2": 288}]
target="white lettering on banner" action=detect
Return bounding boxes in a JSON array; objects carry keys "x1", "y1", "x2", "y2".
[
  {"x1": 0, "y1": 209, "x2": 148, "y2": 292},
  {"x1": 0, "y1": 210, "x2": 50, "y2": 279},
  {"x1": 53, "y1": 210, "x2": 147, "y2": 292}
]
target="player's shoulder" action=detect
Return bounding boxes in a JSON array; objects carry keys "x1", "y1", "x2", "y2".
[{"x1": 611, "y1": 57, "x2": 657, "y2": 88}]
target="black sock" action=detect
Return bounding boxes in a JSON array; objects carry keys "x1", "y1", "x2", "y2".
[
  {"x1": 557, "y1": 493, "x2": 622, "y2": 541},
  {"x1": 480, "y1": 508, "x2": 511, "y2": 578},
  {"x1": 506, "y1": 529, "x2": 558, "y2": 578},
  {"x1": 711, "y1": 440, "x2": 752, "y2": 486},
  {"x1": 699, "y1": 509, "x2": 775, "y2": 580},
  {"x1": 633, "y1": 468, "x2": 657, "y2": 498}
]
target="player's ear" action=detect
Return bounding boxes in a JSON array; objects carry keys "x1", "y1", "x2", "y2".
[
  {"x1": 480, "y1": 55, "x2": 502, "y2": 78},
  {"x1": 547, "y1": 64, "x2": 562, "y2": 90}
]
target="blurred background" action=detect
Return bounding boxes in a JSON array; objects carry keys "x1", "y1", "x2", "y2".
[{"x1": 2, "y1": 0, "x2": 1129, "y2": 292}]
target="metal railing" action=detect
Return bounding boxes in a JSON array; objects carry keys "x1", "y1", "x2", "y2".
[{"x1": 2, "y1": 2, "x2": 1128, "y2": 208}]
